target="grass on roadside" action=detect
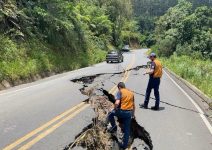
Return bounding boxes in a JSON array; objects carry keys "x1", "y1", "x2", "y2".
[{"x1": 161, "y1": 55, "x2": 212, "y2": 99}]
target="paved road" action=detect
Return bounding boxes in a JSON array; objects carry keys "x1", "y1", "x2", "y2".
[{"x1": 0, "y1": 49, "x2": 211, "y2": 150}]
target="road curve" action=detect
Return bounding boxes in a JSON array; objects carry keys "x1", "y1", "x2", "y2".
[{"x1": 0, "y1": 49, "x2": 211, "y2": 150}]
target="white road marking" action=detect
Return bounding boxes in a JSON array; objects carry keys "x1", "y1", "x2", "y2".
[{"x1": 164, "y1": 70, "x2": 212, "y2": 135}]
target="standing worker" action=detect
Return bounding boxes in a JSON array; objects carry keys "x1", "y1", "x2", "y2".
[
  {"x1": 140, "y1": 52, "x2": 163, "y2": 110},
  {"x1": 108, "y1": 82, "x2": 135, "y2": 149}
]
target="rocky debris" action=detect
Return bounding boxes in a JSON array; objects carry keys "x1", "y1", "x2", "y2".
[
  {"x1": 64, "y1": 94, "x2": 115, "y2": 150},
  {"x1": 65, "y1": 86, "x2": 153, "y2": 150},
  {"x1": 67, "y1": 64, "x2": 154, "y2": 150}
]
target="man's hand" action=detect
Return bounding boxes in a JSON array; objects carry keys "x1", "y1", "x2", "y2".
[
  {"x1": 114, "y1": 99, "x2": 120, "y2": 110},
  {"x1": 144, "y1": 69, "x2": 154, "y2": 75}
]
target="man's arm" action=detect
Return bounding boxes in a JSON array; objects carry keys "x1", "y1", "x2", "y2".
[
  {"x1": 114, "y1": 99, "x2": 120, "y2": 109},
  {"x1": 114, "y1": 91, "x2": 121, "y2": 110},
  {"x1": 144, "y1": 62, "x2": 155, "y2": 75}
]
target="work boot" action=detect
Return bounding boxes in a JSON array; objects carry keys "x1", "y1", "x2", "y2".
[
  {"x1": 151, "y1": 106, "x2": 159, "y2": 111},
  {"x1": 139, "y1": 104, "x2": 148, "y2": 109}
]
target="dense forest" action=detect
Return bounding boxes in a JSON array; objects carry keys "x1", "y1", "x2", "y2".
[
  {"x1": 154, "y1": 0, "x2": 212, "y2": 58},
  {"x1": 132, "y1": 0, "x2": 212, "y2": 49},
  {"x1": 132, "y1": 0, "x2": 211, "y2": 98}
]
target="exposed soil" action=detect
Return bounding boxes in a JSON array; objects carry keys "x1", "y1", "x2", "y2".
[
  {"x1": 64, "y1": 83, "x2": 153, "y2": 150},
  {"x1": 65, "y1": 65, "x2": 153, "y2": 150}
]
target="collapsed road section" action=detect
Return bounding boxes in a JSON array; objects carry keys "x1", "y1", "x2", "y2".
[
  {"x1": 65, "y1": 65, "x2": 153, "y2": 150},
  {"x1": 64, "y1": 87, "x2": 153, "y2": 150}
]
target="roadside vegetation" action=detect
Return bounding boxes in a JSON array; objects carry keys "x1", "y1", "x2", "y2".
[
  {"x1": 153, "y1": 0, "x2": 211, "y2": 58},
  {"x1": 161, "y1": 56, "x2": 212, "y2": 98},
  {"x1": 0, "y1": 0, "x2": 140, "y2": 84},
  {"x1": 133, "y1": 0, "x2": 211, "y2": 98},
  {"x1": 153, "y1": 1, "x2": 212, "y2": 98}
]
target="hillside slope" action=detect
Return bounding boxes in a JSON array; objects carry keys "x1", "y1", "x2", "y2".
[{"x1": 0, "y1": 0, "x2": 139, "y2": 89}]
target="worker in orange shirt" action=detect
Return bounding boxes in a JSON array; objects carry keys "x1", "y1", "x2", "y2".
[
  {"x1": 108, "y1": 82, "x2": 135, "y2": 149},
  {"x1": 141, "y1": 53, "x2": 163, "y2": 110}
]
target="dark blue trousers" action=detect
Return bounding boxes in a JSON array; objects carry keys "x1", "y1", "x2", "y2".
[
  {"x1": 144, "y1": 77, "x2": 161, "y2": 108},
  {"x1": 108, "y1": 109, "x2": 132, "y2": 148}
]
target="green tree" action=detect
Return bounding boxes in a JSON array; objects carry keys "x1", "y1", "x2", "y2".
[{"x1": 154, "y1": 0, "x2": 212, "y2": 58}]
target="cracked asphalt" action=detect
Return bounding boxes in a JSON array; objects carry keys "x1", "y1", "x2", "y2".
[{"x1": 0, "y1": 49, "x2": 212, "y2": 150}]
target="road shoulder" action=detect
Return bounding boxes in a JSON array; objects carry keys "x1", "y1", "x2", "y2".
[{"x1": 164, "y1": 68, "x2": 212, "y2": 125}]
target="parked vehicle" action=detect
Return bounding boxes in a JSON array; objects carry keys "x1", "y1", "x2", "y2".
[
  {"x1": 106, "y1": 51, "x2": 123, "y2": 63},
  {"x1": 122, "y1": 45, "x2": 130, "y2": 52}
]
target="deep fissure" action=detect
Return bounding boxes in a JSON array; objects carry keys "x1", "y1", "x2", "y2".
[
  {"x1": 64, "y1": 87, "x2": 153, "y2": 150},
  {"x1": 67, "y1": 64, "x2": 154, "y2": 150}
]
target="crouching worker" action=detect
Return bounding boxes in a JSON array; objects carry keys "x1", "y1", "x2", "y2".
[{"x1": 108, "y1": 82, "x2": 135, "y2": 149}]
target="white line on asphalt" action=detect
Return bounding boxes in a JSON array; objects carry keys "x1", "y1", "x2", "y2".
[{"x1": 164, "y1": 70, "x2": 212, "y2": 135}]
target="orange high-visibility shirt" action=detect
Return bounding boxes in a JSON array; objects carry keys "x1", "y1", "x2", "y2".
[
  {"x1": 120, "y1": 89, "x2": 134, "y2": 110},
  {"x1": 153, "y1": 59, "x2": 163, "y2": 78}
]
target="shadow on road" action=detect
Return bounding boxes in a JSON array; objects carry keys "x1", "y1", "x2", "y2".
[{"x1": 139, "y1": 106, "x2": 165, "y2": 111}]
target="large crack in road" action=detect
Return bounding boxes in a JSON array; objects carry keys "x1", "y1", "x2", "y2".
[
  {"x1": 71, "y1": 65, "x2": 147, "y2": 85},
  {"x1": 61, "y1": 58, "x2": 212, "y2": 150},
  {"x1": 65, "y1": 87, "x2": 153, "y2": 150},
  {"x1": 65, "y1": 65, "x2": 153, "y2": 150},
  {"x1": 65, "y1": 63, "x2": 210, "y2": 150}
]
